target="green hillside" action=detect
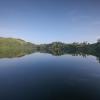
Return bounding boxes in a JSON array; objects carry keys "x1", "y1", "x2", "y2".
[
  {"x1": 0, "y1": 37, "x2": 100, "y2": 58},
  {"x1": 0, "y1": 37, "x2": 37, "y2": 58}
]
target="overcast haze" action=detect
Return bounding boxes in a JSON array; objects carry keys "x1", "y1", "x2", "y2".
[{"x1": 0, "y1": 0, "x2": 100, "y2": 44}]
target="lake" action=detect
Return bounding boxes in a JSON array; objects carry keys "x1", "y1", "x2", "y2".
[{"x1": 0, "y1": 53, "x2": 100, "y2": 100}]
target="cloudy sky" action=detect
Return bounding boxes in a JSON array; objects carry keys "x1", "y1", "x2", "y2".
[{"x1": 0, "y1": 0, "x2": 100, "y2": 44}]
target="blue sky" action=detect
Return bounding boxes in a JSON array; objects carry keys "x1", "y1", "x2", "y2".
[{"x1": 0, "y1": 0, "x2": 100, "y2": 44}]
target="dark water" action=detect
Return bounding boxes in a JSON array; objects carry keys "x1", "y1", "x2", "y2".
[{"x1": 0, "y1": 53, "x2": 100, "y2": 100}]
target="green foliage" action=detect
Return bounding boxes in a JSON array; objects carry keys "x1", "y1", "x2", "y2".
[
  {"x1": 38, "y1": 41, "x2": 100, "y2": 57},
  {"x1": 0, "y1": 37, "x2": 100, "y2": 59},
  {"x1": 0, "y1": 37, "x2": 37, "y2": 58}
]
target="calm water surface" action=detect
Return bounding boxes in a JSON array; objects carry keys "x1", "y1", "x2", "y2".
[{"x1": 0, "y1": 53, "x2": 100, "y2": 100}]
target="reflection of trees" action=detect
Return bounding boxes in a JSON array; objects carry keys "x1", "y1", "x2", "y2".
[
  {"x1": 0, "y1": 49, "x2": 36, "y2": 58},
  {"x1": 0, "y1": 47, "x2": 100, "y2": 63},
  {"x1": 70, "y1": 53, "x2": 87, "y2": 58},
  {"x1": 95, "y1": 53, "x2": 100, "y2": 63},
  {"x1": 38, "y1": 48, "x2": 100, "y2": 63},
  {"x1": 96, "y1": 57, "x2": 100, "y2": 63},
  {"x1": 0, "y1": 41, "x2": 100, "y2": 63}
]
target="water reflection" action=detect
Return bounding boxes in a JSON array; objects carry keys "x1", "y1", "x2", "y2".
[
  {"x1": 0, "y1": 49, "x2": 35, "y2": 58},
  {"x1": 0, "y1": 49, "x2": 100, "y2": 63},
  {"x1": 0, "y1": 50, "x2": 100, "y2": 100}
]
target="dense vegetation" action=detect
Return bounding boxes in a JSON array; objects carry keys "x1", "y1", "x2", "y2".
[
  {"x1": 38, "y1": 40, "x2": 100, "y2": 62},
  {"x1": 0, "y1": 37, "x2": 37, "y2": 58},
  {"x1": 38, "y1": 41, "x2": 100, "y2": 55},
  {"x1": 0, "y1": 37, "x2": 100, "y2": 61}
]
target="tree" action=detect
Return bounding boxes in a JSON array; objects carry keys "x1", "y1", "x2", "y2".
[{"x1": 97, "y1": 39, "x2": 100, "y2": 43}]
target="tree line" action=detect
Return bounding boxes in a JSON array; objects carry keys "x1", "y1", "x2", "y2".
[{"x1": 0, "y1": 37, "x2": 100, "y2": 58}]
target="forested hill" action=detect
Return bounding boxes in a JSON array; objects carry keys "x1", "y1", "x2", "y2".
[
  {"x1": 0, "y1": 37, "x2": 100, "y2": 53},
  {"x1": 0, "y1": 37, "x2": 37, "y2": 48},
  {"x1": 0, "y1": 37, "x2": 37, "y2": 57},
  {"x1": 0, "y1": 37, "x2": 100, "y2": 57},
  {"x1": 38, "y1": 41, "x2": 100, "y2": 56},
  {"x1": 0, "y1": 37, "x2": 33, "y2": 46}
]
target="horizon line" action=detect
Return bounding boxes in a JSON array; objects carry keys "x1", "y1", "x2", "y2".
[{"x1": 0, "y1": 36, "x2": 98, "y2": 44}]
